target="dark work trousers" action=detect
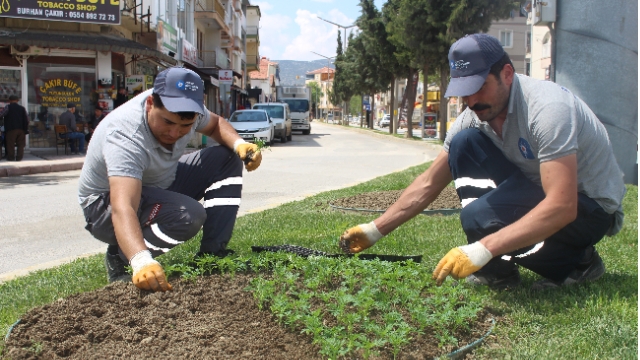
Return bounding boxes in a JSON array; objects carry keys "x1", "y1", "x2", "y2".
[
  {"x1": 448, "y1": 128, "x2": 614, "y2": 281},
  {"x1": 83, "y1": 146, "x2": 244, "y2": 260},
  {"x1": 5, "y1": 129, "x2": 26, "y2": 161}
]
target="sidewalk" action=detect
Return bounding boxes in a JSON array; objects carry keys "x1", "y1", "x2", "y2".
[{"x1": 0, "y1": 150, "x2": 85, "y2": 177}]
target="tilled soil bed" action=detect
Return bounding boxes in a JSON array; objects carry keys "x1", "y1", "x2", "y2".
[
  {"x1": 330, "y1": 186, "x2": 462, "y2": 211},
  {"x1": 3, "y1": 273, "x2": 493, "y2": 359}
]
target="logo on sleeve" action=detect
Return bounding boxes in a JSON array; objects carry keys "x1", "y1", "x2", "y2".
[{"x1": 518, "y1": 138, "x2": 536, "y2": 159}]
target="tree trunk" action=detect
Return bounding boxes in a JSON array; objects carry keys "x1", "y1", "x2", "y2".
[
  {"x1": 390, "y1": 76, "x2": 396, "y2": 134},
  {"x1": 370, "y1": 92, "x2": 375, "y2": 129},
  {"x1": 421, "y1": 63, "x2": 429, "y2": 138},
  {"x1": 439, "y1": 66, "x2": 449, "y2": 141},
  {"x1": 360, "y1": 95, "x2": 364, "y2": 128},
  {"x1": 404, "y1": 69, "x2": 419, "y2": 138}
]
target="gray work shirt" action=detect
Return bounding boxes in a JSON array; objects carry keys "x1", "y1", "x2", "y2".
[
  {"x1": 78, "y1": 89, "x2": 210, "y2": 208},
  {"x1": 444, "y1": 74, "x2": 625, "y2": 232}
]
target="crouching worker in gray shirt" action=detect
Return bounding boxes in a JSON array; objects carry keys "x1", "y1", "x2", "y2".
[
  {"x1": 339, "y1": 34, "x2": 625, "y2": 291},
  {"x1": 78, "y1": 67, "x2": 262, "y2": 292}
]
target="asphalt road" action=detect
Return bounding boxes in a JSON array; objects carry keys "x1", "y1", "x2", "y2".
[{"x1": 0, "y1": 122, "x2": 441, "y2": 282}]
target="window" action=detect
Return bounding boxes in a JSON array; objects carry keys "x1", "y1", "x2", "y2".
[
  {"x1": 499, "y1": 30, "x2": 513, "y2": 48},
  {"x1": 197, "y1": 29, "x2": 204, "y2": 60},
  {"x1": 525, "y1": 31, "x2": 531, "y2": 53},
  {"x1": 542, "y1": 32, "x2": 551, "y2": 58}
]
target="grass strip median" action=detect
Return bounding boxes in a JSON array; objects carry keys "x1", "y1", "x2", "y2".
[{"x1": 0, "y1": 162, "x2": 637, "y2": 358}]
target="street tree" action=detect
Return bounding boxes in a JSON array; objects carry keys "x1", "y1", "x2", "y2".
[
  {"x1": 307, "y1": 81, "x2": 323, "y2": 120},
  {"x1": 351, "y1": 0, "x2": 399, "y2": 129},
  {"x1": 395, "y1": 0, "x2": 517, "y2": 140}
]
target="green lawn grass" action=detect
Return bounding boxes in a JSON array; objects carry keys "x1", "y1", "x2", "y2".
[{"x1": 1, "y1": 162, "x2": 637, "y2": 359}]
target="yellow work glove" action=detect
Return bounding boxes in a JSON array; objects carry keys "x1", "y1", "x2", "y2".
[
  {"x1": 130, "y1": 250, "x2": 173, "y2": 292},
  {"x1": 432, "y1": 242, "x2": 493, "y2": 286},
  {"x1": 234, "y1": 139, "x2": 262, "y2": 171},
  {"x1": 339, "y1": 221, "x2": 383, "y2": 254}
]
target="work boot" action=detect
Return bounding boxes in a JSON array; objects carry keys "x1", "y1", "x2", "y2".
[
  {"x1": 531, "y1": 248, "x2": 605, "y2": 291},
  {"x1": 466, "y1": 260, "x2": 521, "y2": 290},
  {"x1": 105, "y1": 250, "x2": 132, "y2": 283}
]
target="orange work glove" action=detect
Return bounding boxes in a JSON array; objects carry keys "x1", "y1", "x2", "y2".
[
  {"x1": 339, "y1": 221, "x2": 383, "y2": 254},
  {"x1": 432, "y1": 242, "x2": 493, "y2": 286},
  {"x1": 234, "y1": 140, "x2": 262, "y2": 171},
  {"x1": 130, "y1": 250, "x2": 172, "y2": 292}
]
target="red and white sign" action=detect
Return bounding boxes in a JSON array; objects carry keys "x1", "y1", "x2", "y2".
[
  {"x1": 181, "y1": 39, "x2": 198, "y2": 67},
  {"x1": 219, "y1": 70, "x2": 233, "y2": 84}
]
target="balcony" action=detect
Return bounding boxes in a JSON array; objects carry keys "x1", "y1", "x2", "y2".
[
  {"x1": 246, "y1": 55, "x2": 259, "y2": 71},
  {"x1": 198, "y1": 48, "x2": 230, "y2": 69},
  {"x1": 195, "y1": 0, "x2": 229, "y2": 34},
  {"x1": 246, "y1": 25, "x2": 258, "y2": 42},
  {"x1": 233, "y1": 0, "x2": 242, "y2": 12}
]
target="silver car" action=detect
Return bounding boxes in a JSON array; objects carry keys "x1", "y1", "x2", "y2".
[{"x1": 228, "y1": 110, "x2": 275, "y2": 145}]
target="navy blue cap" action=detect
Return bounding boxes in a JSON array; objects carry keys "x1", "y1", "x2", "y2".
[
  {"x1": 445, "y1": 34, "x2": 506, "y2": 97},
  {"x1": 153, "y1": 67, "x2": 204, "y2": 114}
]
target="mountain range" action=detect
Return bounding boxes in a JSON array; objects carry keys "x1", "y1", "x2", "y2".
[{"x1": 274, "y1": 59, "x2": 335, "y2": 86}]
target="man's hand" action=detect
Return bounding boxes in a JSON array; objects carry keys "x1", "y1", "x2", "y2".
[
  {"x1": 432, "y1": 242, "x2": 493, "y2": 286},
  {"x1": 339, "y1": 221, "x2": 383, "y2": 254},
  {"x1": 234, "y1": 140, "x2": 262, "y2": 171},
  {"x1": 130, "y1": 250, "x2": 172, "y2": 292}
]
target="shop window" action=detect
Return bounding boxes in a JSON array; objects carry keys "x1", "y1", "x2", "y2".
[{"x1": 28, "y1": 64, "x2": 96, "y2": 148}]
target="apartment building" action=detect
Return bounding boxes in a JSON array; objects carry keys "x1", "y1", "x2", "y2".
[
  {"x1": 305, "y1": 66, "x2": 335, "y2": 117},
  {"x1": 249, "y1": 56, "x2": 279, "y2": 104},
  {"x1": 0, "y1": 0, "x2": 258, "y2": 149}
]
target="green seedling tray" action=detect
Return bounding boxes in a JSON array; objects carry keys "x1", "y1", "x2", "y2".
[{"x1": 251, "y1": 244, "x2": 422, "y2": 263}]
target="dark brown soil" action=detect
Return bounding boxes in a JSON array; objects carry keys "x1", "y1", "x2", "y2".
[
  {"x1": 3, "y1": 275, "x2": 322, "y2": 360},
  {"x1": 3, "y1": 273, "x2": 493, "y2": 360},
  {"x1": 330, "y1": 186, "x2": 461, "y2": 211}
]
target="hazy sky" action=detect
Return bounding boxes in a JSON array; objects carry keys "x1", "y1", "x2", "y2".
[{"x1": 251, "y1": 0, "x2": 385, "y2": 61}]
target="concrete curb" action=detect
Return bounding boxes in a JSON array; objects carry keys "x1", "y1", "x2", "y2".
[{"x1": 0, "y1": 160, "x2": 84, "y2": 177}]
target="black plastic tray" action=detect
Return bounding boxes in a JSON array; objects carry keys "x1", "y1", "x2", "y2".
[{"x1": 251, "y1": 245, "x2": 422, "y2": 263}]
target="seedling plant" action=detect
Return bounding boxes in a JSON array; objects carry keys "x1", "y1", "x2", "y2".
[{"x1": 167, "y1": 252, "x2": 486, "y2": 359}]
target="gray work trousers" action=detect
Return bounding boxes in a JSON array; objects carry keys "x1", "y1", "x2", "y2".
[{"x1": 83, "y1": 146, "x2": 244, "y2": 260}]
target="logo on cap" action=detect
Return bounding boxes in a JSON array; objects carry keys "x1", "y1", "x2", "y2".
[
  {"x1": 176, "y1": 80, "x2": 198, "y2": 92},
  {"x1": 450, "y1": 60, "x2": 471, "y2": 70}
]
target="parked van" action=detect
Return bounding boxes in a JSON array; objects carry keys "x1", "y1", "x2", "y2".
[{"x1": 252, "y1": 102, "x2": 293, "y2": 143}]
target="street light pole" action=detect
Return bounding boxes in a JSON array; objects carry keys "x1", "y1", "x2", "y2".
[
  {"x1": 316, "y1": 16, "x2": 356, "y2": 125},
  {"x1": 316, "y1": 16, "x2": 356, "y2": 49}
]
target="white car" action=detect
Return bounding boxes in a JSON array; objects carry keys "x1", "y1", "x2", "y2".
[
  {"x1": 228, "y1": 110, "x2": 275, "y2": 145},
  {"x1": 252, "y1": 102, "x2": 293, "y2": 143},
  {"x1": 379, "y1": 114, "x2": 391, "y2": 128}
]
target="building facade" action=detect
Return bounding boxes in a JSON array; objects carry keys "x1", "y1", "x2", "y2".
[{"x1": 0, "y1": 0, "x2": 259, "y2": 149}]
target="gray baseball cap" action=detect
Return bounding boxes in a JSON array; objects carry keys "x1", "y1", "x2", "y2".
[
  {"x1": 153, "y1": 67, "x2": 205, "y2": 114},
  {"x1": 445, "y1": 34, "x2": 506, "y2": 98}
]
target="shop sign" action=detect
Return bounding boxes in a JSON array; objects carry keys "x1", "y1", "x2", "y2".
[
  {"x1": 181, "y1": 39, "x2": 198, "y2": 67},
  {"x1": 156, "y1": 19, "x2": 177, "y2": 55},
  {"x1": 38, "y1": 78, "x2": 83, "y2": 108},
  {"x1": 125, "y1": 75, "x2": 154, "y2": 94},
  {"x1": 0, "y1": 0, "x2": 120, "y2": 25},
  {"x1": 219, "y1": 70, "x2": 233, "y2": 85},
  {"x1": 210, "y1": 76, "x2": 219, "y2": 88}
]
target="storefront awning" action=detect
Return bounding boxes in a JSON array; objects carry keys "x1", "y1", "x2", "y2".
[{"x1": 0, "y1": 28, "x2": 177, "y2": 65}]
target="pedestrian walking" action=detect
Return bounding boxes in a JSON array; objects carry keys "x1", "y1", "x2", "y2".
[
  {"x1": 78, "y1": 67, "x2": 263, "y2": 292},
  {"x1": 339, "y1": 33, "x2": 625, "y2": 291},
  {"x1": 0, "y1": 95, "x2": 29, "y2": 161},
  {"x1": 59, "y1": 103, "x2": 85, "y2": 154}
]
